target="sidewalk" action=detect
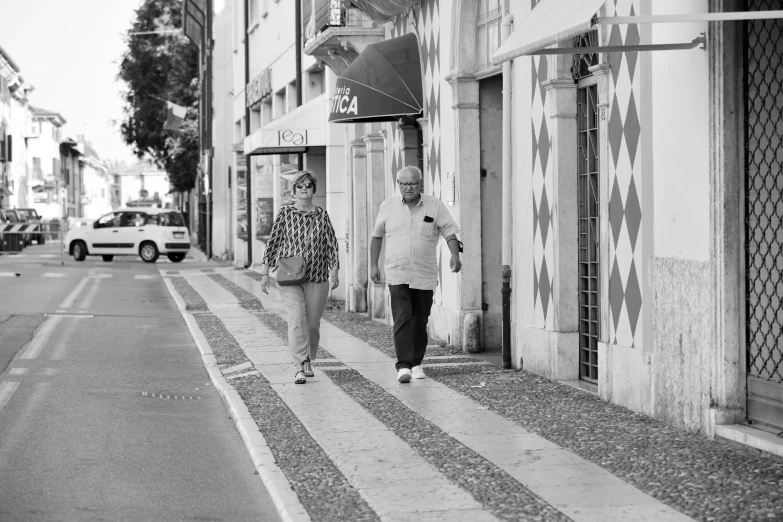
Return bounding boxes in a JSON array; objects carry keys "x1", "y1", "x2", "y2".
[{"x1": 161, "y1": 266, "x2": 783, "y2": 522}]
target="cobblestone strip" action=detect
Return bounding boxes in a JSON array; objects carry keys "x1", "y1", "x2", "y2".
[
  {"x1": 168, "y1": 277, "x2": 208, "y2": 312},
  {"x1": 191, "y1": 313, "x2": 250, "y2": 370},
  {"x1": 425, "y1": 366, "x2": 783, "y2": 522},
  {"x1": 325, "y1": 368, "x2": 570, "y2": 522},
  {"x1": 207, "y1": 274, "x2": 265, "y2": 310}
]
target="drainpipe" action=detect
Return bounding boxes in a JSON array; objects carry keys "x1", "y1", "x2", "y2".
[
  {"x1": 295, "y1": 0, "x2": 304, "y2": 170},
  {"x1": 501, "y1": 13, "x2": 514, "y2": 370},
  {"x1": 244, "y1": 0, "x2": 252, "y2": 267}
]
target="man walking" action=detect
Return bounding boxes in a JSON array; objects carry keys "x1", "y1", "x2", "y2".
[{"x1": 370, "y1": 166, "x2": 462, "y2": 383}]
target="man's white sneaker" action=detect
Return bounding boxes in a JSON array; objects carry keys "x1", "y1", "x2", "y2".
[
  {"x1": 411, "y1": 366, "x2": 426, "y2": 379},
  {"x1": 397, "y1": 368, "x2": 412, "y2": 383}
]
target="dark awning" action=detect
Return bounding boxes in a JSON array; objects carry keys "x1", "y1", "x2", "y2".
[{"x1": 329, "y1": 33, "x2": 423, "y2": 124}]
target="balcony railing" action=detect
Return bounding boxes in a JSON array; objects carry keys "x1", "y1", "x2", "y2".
[{"x1": 305, "y1": 0, "x2": 375, "y2": 42}]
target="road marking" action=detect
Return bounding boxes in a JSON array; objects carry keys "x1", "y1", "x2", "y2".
[
  {"x1": 79, "y1": 278, "x2": 102, "y2": 310},
  {"x1": 40, "y1": 368, "x2": 60, "y2": 376},
  {"x1": 91, "y1": 274, "x2": 112, "y2": 279},
  {"x1": 9, "y1": 368, "x2": 27, "y2": 376},
  {"x1": 0, "y1": 272, "x2": 20, "y2": 277},
  {"x1": 42, "y1": 273, "x2": 65, "y2": 278},
  {"x1": 134, "y1": 275, "x2": 157, "y2": 280},
  {"x1": 0, "y1": 381, "x2": 20, "y2": 414},
  {"x1": 59, "y1": 276, "x2": 91, "y2": 309},
  {"x1": 20, "y1": 316, "x2": 62, "y2": 360}
]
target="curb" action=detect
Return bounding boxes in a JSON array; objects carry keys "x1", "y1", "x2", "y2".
[{"x1": 163, "y1": 276, "x2": 311, "y2": 522}]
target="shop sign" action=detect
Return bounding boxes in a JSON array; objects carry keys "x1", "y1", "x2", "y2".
[{"x1": 246, "y1": 68, "x2": 272, "y2": 108}]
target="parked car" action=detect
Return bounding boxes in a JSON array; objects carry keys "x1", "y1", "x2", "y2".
[
  {"x1": 17, "y1": 208, "x2": 44, "y2": 244},
  {"x1": 63, "y1": 208, "x2": 190, "y2": 263}
]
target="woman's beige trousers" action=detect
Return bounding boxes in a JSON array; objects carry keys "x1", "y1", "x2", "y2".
[{"x1": 277, "y1": 281, "x2": 329, "y2": 366}]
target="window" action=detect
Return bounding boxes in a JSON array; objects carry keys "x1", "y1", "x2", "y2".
[
  {"x1": 96, "y1": 213, "x2": 120, "y2": 228},
  {"x1": 33, "y1": 157, "x2": 42, "y2": 178},
  {"x1": 250, "y1": 106, "x2": 261, "y2": 132},
  {"x1": 262, "y1": 98, "x2": 273, "y2": 126},
  {"x1": 120, "y1": 212, "x2": 148, "y2": 227},
  {"x1": 287, "y1": 80, "x2": 298, "y2": 112},
  {"x1": 274, "y1": 87, "x2": 286, "y2": 118},
  {"x1": 306, "y1": 68, "x2": 324, "y2": 102},
  {"x1": 477, "y1": 0, "x2": 503, "y2": 72}
]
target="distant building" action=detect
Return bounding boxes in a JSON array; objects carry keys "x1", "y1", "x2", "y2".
[
  {"x1": 28, "y1": 106, "x2": 67, "y2": 219},
  {"x1": 0, "y1": 43, "x2": 35, "y2": 210},
  {"x1": 111, "y1": 161, "x2": 173, "y2": 210}
]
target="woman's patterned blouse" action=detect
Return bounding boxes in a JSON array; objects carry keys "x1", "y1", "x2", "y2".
[{"x1": 261, "y1": 204, "x2": 339, "y2": 283}]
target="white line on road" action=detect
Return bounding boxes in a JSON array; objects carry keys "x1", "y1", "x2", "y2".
[
  {"x1": 91, "y1": 274, "x2": 113, "y2": 279},
  {"x1": 0, "y1": 272, "x2": 20, "y2": 277},
  {"x1": 42, "y1": 273, "x2": 65, "y2": 278},
  {"x1": 134, "y1": 274, "x2": 157, "y2": 280},
  {"x1": 0, "y1": 381, "x2": 20, "y2": 415},
  {"x1": 78, "y1": 278, "x2": 102, "y2": 310},
  {"x1": 59, "y1": 276, "x2": 91, "y2": 309},
  {"x1": 9, "y1": 368, "x2": 27, "y2": 376},
  {"x1": 20, "y1": 317, "x2": 62, "y2": 360}
]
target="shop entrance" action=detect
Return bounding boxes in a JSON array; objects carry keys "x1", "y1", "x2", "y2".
[
  {"x1": 745, "y1": 1, "x2": 783, "y2": 431},
  {"x1": 479, "y1": 75, "x2": 503, "y2": 350}
]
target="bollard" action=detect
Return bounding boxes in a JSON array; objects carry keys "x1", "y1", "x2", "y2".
[{"x1": 463, "y1": 312, "x2": 481, "y2": 353}]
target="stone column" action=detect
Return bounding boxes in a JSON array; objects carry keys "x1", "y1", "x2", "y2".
[
  {"x1": 365, "y1": 132, "x2": 386, "y2": 319},
  {"x1": 350, "y1": 137, "x2": 368, "y2": 313},
  {"x1": 447, "y1": 74, "x2": 483, "y2": 349},
  {"x1": 542, "y1": 78, "x2": 580, "y2": 380}
]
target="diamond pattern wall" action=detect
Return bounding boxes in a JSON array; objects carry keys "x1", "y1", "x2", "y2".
[
  {"x1": 606, "y1": 0, "x2": 643, "y2": 349},
  {"x1": 531, "y1": 54, "x2": 554, "y2": 330}
]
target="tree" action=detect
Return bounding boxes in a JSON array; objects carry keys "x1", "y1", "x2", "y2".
[{"x1": 118, "y1": 0, "x2": 200, "y2": 193}]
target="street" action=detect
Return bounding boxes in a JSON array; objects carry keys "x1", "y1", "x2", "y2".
[{"x1": 0, "y1": 244, "x2": 280, "y2": 521}]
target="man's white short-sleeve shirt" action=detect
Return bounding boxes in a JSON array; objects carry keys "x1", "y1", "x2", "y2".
[{"x1": 372, "y1": 194, "x2": 459, "y2": 290}]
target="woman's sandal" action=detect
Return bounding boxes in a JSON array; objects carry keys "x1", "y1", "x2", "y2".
[
  {"x1": 303, "y1": 359, "x2": 314, "y2": 378},
  {"x1": 294, "y1": 370, "x2": 306, "y2": 384}
]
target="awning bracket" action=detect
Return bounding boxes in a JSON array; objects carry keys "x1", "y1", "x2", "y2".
[{"x1": 529, "y1": 33, "x2": 706, "y2": 55}]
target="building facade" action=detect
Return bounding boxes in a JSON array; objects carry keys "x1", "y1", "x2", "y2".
[
  {"x1": 203, "y1": 0, "x2": 783, "y2": 442},
  {"x1": 28, "y1": 107, "x2": 67, "y2": 219}
]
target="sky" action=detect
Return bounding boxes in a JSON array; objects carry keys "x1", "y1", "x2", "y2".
[{"x1": 0, "y1": 0, "x2": 144, "y2": 163}]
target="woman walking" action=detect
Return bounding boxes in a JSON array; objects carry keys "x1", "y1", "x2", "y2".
[{"x1": 259, "y1": 170, "x2": 340, "y2": 384}]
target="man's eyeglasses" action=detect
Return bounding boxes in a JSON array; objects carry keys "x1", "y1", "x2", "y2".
[
  {"x1": 397, "y1": 181, "x2": 419, "y2": 188},
  {"x1": 295, "y1": 182, "x2": 314, "y2": 189}
]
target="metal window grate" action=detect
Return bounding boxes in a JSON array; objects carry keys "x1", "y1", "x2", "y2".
[
  {"x1": 577, "y1": 83, "x2": 600, "y2": 383},
  {"x1": 572, "y1": 29, "x2": 599, "y2": 81},
  {"x1": 745, "y1": 0, "x2": 783, "y2": 429}
]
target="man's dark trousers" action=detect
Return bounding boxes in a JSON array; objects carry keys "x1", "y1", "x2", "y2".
[{"x1": 388, "y1": 284, "x2": 434, "y2": 370}]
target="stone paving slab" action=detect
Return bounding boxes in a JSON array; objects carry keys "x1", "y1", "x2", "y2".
[{"x1": 176, "y1": 268, "x2": 697, "y2": 522}]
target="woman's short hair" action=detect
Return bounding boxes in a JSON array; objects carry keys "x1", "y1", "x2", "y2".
[{"x1": 292, "y1": 170, "x2": 317, "y2": 194}]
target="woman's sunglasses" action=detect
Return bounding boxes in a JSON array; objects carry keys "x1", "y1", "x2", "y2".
[{"x1": 295, "y1": 182, "x2": 314, "y2": 189}]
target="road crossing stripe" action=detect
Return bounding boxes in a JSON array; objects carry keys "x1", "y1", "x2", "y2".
[
  {"x1": 0, "y1": 381, "x2": 20, "y2": 414},
  {"x1": 9, "y1": 368, "x2": 27, "y2": 375},
  {"x1": 21, "y1": 316, "x2": 62, "y2": 360},
  {"x1": 59, "y1": 276, "x2": 90, "y2": 309},
  {"x1": 134, "y1": 275, "x2": 157, "y2": 280},
  {"x1": 42, "y1": 273, "x2": 65, "y2": 278}
]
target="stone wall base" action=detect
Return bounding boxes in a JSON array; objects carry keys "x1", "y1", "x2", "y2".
[{"x1": 512, "y1": 322, "x2": 579, "y2": 381}]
